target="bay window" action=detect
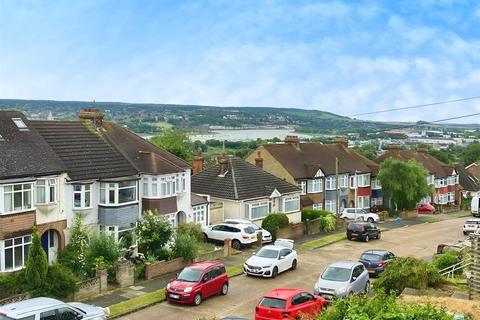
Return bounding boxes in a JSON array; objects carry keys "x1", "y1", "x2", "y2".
[
  {"x1": 307, "y1": 179, "x2": 322, "y2": 193},
  {"x1": 1, "y1": 234, "x2": 32, "y2": 272},
  {"x1": 299, "y1": 181, "x2": 306, "y2": 195},
  {"x1": 371, "y1": 178, "x2": 381, "y2": 190},
  {"x1": 99, "y1": 181, "x2": 137, "y2": 206},
  {"x1": 435, "y1": 178, "x2": 446, "y2": 188},
  {"x1": 339, "y1": 175, "x2": 348, "y2": 188},
  {"x1": 357, "y1": 195, "x2": 370, "y2": 209},
  {"x1": 282, "y1": 195, "x2": 300, "y2": 213},
  {"x1": 447, "y1": 192, "x2": 455, "y2": 203},
  {"x1": 325, "y1": 177, "x2": 336, "y2": 190},
  {"x1": 325, "y1": 200, "x2": 336, "y2": 213},
  {"x1": 447, "y1": 176, "x2": 456, "y2": 186},
  {"x1": 357, "y1": 175, "x2": 370, "y2": 187},
  {"x1": 193, "y1": 205, "x2": 207, "y2": 225},
  {"x1": 3, "y1": 183, "x2": 33, "y2": 214},
  {"x1": 246, "y1": 201, "x2": 270, "y2": 220},
  {"x1": 37, "y1": 178, "x2": 57, "y2": 204},
  {"x1": 143, "y1": 174, "x2": 187, "y2": 198},
  {"x1": 73, "y1": 184, "x2": 92, "y2": 209},
  {"x1": 427, "y1": 175, "x2": 435, "y2": 185}
]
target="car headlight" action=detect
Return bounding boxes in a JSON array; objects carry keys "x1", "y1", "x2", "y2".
[
  {"x1": 166, "y1": 283, "x2": 171, "y2": 289},
  {"x1": 184, "y1": 287, "x2": 192, "y2": 293},
  {"x1": 262, "y1": 265, "x2": 272, "y2": 268},
  {"x1": 336, "y1": 287, "x2": 348, "y2": 295}
]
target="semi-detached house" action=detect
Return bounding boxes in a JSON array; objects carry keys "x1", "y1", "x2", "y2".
[{"x1": 0, "y1": 109, "x2": 208, "y2": 273}]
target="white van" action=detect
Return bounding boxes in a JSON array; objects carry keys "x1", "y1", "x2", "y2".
[{"x1": 472, "y1": 196, "x2": 479, "y2": 217}]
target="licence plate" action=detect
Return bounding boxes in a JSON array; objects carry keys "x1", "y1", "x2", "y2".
[
  {"x1": 469, "y1": 225, "x2": 475, "y2": 228},
  {"x1": 351, "y1": 233, "x2": 358, "y2": 236},
  {"x1": 367, "y1": 268, "x2": 376, "y2": 273},
  {"x1": 169, "y1": 294, "x2": 180, "y2": 299}
]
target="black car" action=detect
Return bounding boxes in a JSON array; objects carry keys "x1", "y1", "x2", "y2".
[
  {"x1": 346, "y1": 222, "x2": 381, "y2": 242},
  {"x1": 359, "y1": 249, "x2": 395, "y2": 277}
]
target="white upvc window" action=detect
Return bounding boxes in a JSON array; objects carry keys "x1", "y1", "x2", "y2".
[
  {"x1": 447, "y1": 192, "x2": 455, "y2": 203},
  {"x1": 455, "y1": 175, "x2": 459, "y2": 184},
  {"x1": 37, "y1": 178, "x2": 57, "y2": 204},
  {"x1": 371, "y1": 178, "x2": 381, "y2": 190},
  {"x1": 371, "y1": 197, "x2": 383, "y2": 206},
  {"x1": 357, "y1": 174, "x2": 370, "y2": 187},
  {"x1": 99, "y1": 181, "x2": 138, "y2": 206},
  {"x1": 193, "y1": 205, "x2": 207, "y2": 225},
  {"x1": 282, "y1": 195, "x2": 300, "y2": 213},
  {"x1": 144, "y1": 174, "x2": 185, "y2": 199},
  {"x1": 313, "y1": 203, "x2": 323, "y2": 210},
  {"x1": 437, "y1": 193, "x2": 448, "y2": 204},
  {"x1": 420, "y1": 196, "x2": 432, "y2": 204},
  {"x1": 307, "y1": 179, "x2": 322, "y2": 193},
  {"x1": 435, "y1": 178, "x2": 446, "y2": 188},
  {"x1": 349, "y1": 176, "x2": 356, "y2": 189},
  {"x1": 0, "y1": 234, "x2": 32, "y2": 272},
  {"x1": 325, "y1": 200, "x2": 336, "y2": 213},
  {"x1": 99, "y1": 225, "x2": 135, "y2": 245},
  {"x1": 299, "y1": 181, "x2": 306, "y2": 195},
  {"x1": 427, "y1": 175, "x2": 435, "y2": 185},
  {"x1": 73, "y1": 184, "x2": 92, "y2": 209},
  {"x1": 2, "y1": 183, "x2": 34, "y2": 214},
  {"x1": 357, "y1": 195, "x2": 370, "y2": 209},
  {"x1": 325, "y1": 177, "x2": 336, "y2": 190},
  {"x1": 247, "y1": 201, "x2": 271, "y2": 220},
  {"x1": 447, "y1": 176, "x2": 456, "y2": 186},
  {"x1": 339, "y1": 175, "x2": 348, "y2": 188}
]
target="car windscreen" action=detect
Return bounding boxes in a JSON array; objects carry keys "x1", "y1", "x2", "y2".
[
  {"x1": 177, "y1": 267, "x2": 203, "y2": 282},
  {"x1": 347, "y1": 223, "x2": 363, "y2": 231},
  {"x1": 360, "y1": 253, "x2": 382, "y2": 262},
  {"x1": 244, "y1": 227, "x2": 255, "y2": 234},
  {"x1": 256, "y1": 248, "x2": 279, "y2": 259},
  {"x1": 259, "y1": 297, "x2": 287, "y2": 309},
  {"x1": 321, "y1": 266, "x2": 351, "y2": 282}
]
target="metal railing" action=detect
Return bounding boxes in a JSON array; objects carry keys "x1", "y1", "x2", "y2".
[{"x1": 439, "y1": 258, "x2": 472, "y2": 278}]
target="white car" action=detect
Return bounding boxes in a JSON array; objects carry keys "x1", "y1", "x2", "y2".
[
  {"x1": 340, "y1": 208, "x2": 379, "y2": 223},
  {"x1": 463, "y1": 218, "x2": 480, "y2": 235},
  {"x1": 244, "y1": 239, "x2": 297, "y2": 278},
  {"x1": 225, "y1": 218, "x2": 273, "y2": 243},
  {"x1": 202, "y1": 223, "x2": 257, "y2": 250}
]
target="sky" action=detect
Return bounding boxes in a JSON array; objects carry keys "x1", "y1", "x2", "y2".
[{"x1": 1, "y1": 0, "x2": 480, "y2": 123}]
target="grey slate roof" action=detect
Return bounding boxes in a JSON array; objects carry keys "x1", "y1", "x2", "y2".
[
  {"x1": 0, "y1": 111, "x2": 66, "y2": 179},
  {"x1": 32, "y1": 120, "x2": 138, "y2": 181},
  {"x1": 191, "y1": 156, "x2": 300, "y2": 200}
]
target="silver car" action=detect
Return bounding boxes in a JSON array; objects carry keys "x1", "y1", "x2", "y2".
[
  {"x1": 314, "y1": 260, "x2": 370, "y2": 302},
  {"x1": 0, "y1": 297, "x2": 109, "y2": 320}
]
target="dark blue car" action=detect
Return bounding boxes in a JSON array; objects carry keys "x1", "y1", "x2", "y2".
[{"x1": 359, "y1": 249, "x2": 395, "y2": 277}]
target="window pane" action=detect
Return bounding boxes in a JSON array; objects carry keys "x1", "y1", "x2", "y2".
[
  {"x1": 24, "y1": 243, "x2": 30, "y2": 261},
  {"x1": 23, "y1": 190, "x2": 31, "y2": 209},
  {"x1": 14, "y1": 185, "x2": 22, "y2": 191},
  {"x1": 85, "y1": 184, "x2": 91, "y2": 191},
  {"x1": 14, "y1": 192, "x2": 22, "y2": 211},
  {"x1": 5, "y1": 248, "x2": 13, "y2": 270},
  {"x1": 100, "y1": 188, "x2": 106, "y2": 204},
  {"x1": 152, "y1": 182, "x2": 158, "y2": 196},
  {"x1": 74, "y1": 193, "x2": 81, "y2": 207},
  {"x1": 119, "y1": 187, "x2": 135, "y2": 203},
  {"x1": 119, "y1": 181, "x2": 135, "y2": 188},
  {"x1": 14, "y1": 237, "x2": 22, "y2": 245},
  {"x1": 14, "y1": 246, "x2": 23, "y2": 268},
  {"x1": 37, "y1": 184, "x2": 46, "y2": 203},
  {"x1": 4, "y1": 192, "x2": 12, "y2": 212},
  {"x1": 73, "y1": 185, "x2": 81, "y2": 192},
  {"x1": 4, "y1": 185, "x2": 12, "y2": 192},
  {"x1": 108, "y1": 189, "x2": 115, "y2": 204},
  {"x1": 5, "y1": 239, "x2": 12, "y2": 247},
  {"x1": 143, "y1": 182, "x2": 148, "y2": 196},
  {"x1": 84, "y1": 191, "x2": 91, "y2": 207}
]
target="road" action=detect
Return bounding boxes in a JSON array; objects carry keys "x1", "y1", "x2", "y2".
[{"x1": 118, "y1": 217, "x2": 466, "y2": 320}]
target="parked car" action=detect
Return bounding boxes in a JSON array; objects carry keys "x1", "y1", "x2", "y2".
[
  {"x1": 463, "y1": 218, "x2": 480, "y2": 235},
  {"x1": 244, "y1": 239, "x2": 297, "y2": 278},
  {"x1": 202, "y1": 223, "x2": 257, "y2": 249},
  {"x1": 0, "y1": 297, "x2": 109, "y2": 320},
  {"x1": 340, "y1": 208, "x2": 379, "y2": 223},
  {"x1": 255, "y1": 288, "x2": 325, "y2": 320},
  {"x1": 359, "y1": 249, "x2": 396, "y2": 277},
  {"x1": 313, "y1": 261, "x2": 370, "y2": 302},
  {"x1": 346, "y1": 222, "x2": 381, "y2": 242},
  {"x1": 225, "y1": 218, "x2": 273, "y2": 243},
  {"x1": 472, "y1": 196, "x2": 479, "y2": 217},
  {"x1": 417, "y1": 203, "x2": 436, "y2": 214},
  {"x1": 166, "y1": 261, "x2": 229, "y2": 306}
]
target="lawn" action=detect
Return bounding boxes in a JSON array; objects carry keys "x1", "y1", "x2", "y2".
[
  {"x1": 109, "y1": 289, "x2": 166, "y2": 318},
  {"x1": 226, "y1": 263, "x2": 244, "y2": 277},
  {"x1": 302, "y1": 233, "x2": 347, "y2": 249}
]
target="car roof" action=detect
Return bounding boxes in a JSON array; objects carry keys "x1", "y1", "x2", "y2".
[
  {"x1": 466, "y1": 218, "x2": 480, "y2": 221},
  {"x1": 0, "y1": 297, "x2": 64, "y2": 317},
  {"x1": 328, "y1": 260, "x2": 361, "y2": 269},
  {"x1": 263, "y1": 288, "x2": 305, "y2": 299},
  {"x1": 188, "y1": 260, "x2": 223, "y2": 270},
  {"x1": 225, "y1": 219, "x2": 252, "y2": 224},
  {"x1": 260, "y1": 245, "x2": 291, "y2": 251},
  {"x1": 215, "y1": 223, "x2": 252, "y2": 228},
  {"x1": 348, "y1": 221, "x2": 370, "y2": 225},
  {"x1": 361, "y1": 249, "x2": 390, "y2": 255}
]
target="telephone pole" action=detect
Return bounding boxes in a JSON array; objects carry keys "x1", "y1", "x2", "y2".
[{"x1": 335, "y1": 157, "x2": 339, "y2": 215}]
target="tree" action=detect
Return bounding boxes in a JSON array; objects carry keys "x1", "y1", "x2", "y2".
[
  {"x1": 353, "y1": 143, "x2": 377, "y2": 160},
  {"x1": 136, "y1": 210, "x2": 174, "y2": 257},
  {"x1": 24, "y1": 227, "x2": 48, "y2": 293},
  {"x1": 58, "y1": 214, "x2": 89, "y2": 278},
  {"x1": 151, "y1": 129, "x2": 194, "y2": 161},
  {"x1": 377, "y1": 158, "x2": 432, "y2": 211},
  {"x1": 462, "y1": 141, "x2": 480, "y2": 166}
]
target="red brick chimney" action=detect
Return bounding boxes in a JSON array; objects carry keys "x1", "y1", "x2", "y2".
[
  {"x1": 255, "y1": 151, "x2": 263, "y2": 169},
  {"x1": 79, "y1": 108, "x2": 103, "y2": 128},
  {"x1": 218, "y1": 153, "x2": 229, "y2": 177},
  {"x1": 333, "y1": 136, "x2": 348, "y2": 148},
  {"x1": 284, "y1": 135, "x2": 301, "y2": 150},
  {"x1": 192, "y1": 151, "x2": 204, "y2": 174}
]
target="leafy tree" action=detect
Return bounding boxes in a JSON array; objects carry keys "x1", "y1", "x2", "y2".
[
  {"x1": 378, "y1": 158, "x2": 432, "y2": 211},
  {"x1": 58, "y1": 214, "x2": 89, "y2": 278},
  {"x1": 174, "y1": 230, "x2": 199, "y2": 262},
  {"x1": 151, "y1": 129, "x2": 194, "y2": 161},
  {"x1": 136, "y1": 210, "x2": 174, "y2": 257},
  {"x1": 353, "y1": 143, "x2": 377, "y2": 160},
  {"x1": 24, "y1": 227, "x2": 48, "y2": 293},
  {"x1": 86, "y1": 233, "x2": 121, "y2": 279},
  {"x1": 462, "y1": 141, "x2": 480, "y2": 166}
]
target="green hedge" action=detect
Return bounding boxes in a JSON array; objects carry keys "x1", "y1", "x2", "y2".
[
  {"x1": 301, "y1": 209, "x2": 333, "y2": 221},
  {"x1": 261, "y1": 213, "x2": 289, "y2": 240},
  {"x1": 433, "y1": 250, "x2": 460, "y2": 274}
]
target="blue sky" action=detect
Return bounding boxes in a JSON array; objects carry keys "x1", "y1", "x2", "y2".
[{"x1": 1, "y1": 0, "x2": 479, "y2": 123}]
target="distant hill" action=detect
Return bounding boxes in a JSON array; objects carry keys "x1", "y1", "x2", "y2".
[{"x1": 0, "y1": 99, "x2": 478, "y2": 135}]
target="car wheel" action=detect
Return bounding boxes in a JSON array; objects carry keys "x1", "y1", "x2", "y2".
[
  {"x1": 272, "y1": 267, "x2": 279, "y2": 278},
  {"x1": 193, "y1": 293, "x2": 202, "y2": 306},
  {"x1": 364, "y1": 281, "x2": 370, "y2": 293},
  {"x1": 203, "y1": 233, "x2": 209, "y2": 242},
  {"x1": 347, "y1": 234, "x2": 352, "y2": 240},
  {"x1": 221, "y1": 282, "x2": 229, "y2": 295},
  {"x1": 367, "y1": 217, "x2": 374, "y2": 223},
  {"x1": 377, "y1": 232, "x2": 381, "y2": 240},
  {"x1": 290, "y1": 259, "x2": 297, "y2": 271},
  {"x1": 463, "y1": 231, "x2": 467, "y2": 235},
  {"x1": 232, "y1": 239, "x2": 241, "y2": 250},
  {"x1": 364, "y1": 235, "x2": 369, "y2": 242}
]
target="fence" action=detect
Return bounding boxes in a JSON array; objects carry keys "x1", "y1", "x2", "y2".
[
  {"x1": 73, "y1": 268, "x2": 108, "y2": 300},
  {"x1": 469, "y1": 233, "x2": 480, "y2": 300},
  {"x1": 0, "y1": 293, "x2": 31, "y2": 307}
]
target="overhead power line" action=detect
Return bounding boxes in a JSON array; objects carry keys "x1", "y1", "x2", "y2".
[{"x1": 347, "y1": 96, "x2": 480, "y2": 117}]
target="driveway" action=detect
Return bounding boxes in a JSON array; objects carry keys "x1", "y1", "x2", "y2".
[{"x1": 117, "y1": 217, "x2": 466, "y2": 320}]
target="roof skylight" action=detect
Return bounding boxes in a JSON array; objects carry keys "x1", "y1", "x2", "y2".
[{"x1": 12, "y1": 118, "x2": 29, "y2": 131}]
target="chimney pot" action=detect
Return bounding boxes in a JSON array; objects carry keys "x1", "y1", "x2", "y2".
[
  {"x1": 79, "y1": 108, "x2": 103, "y2": 128},
  {"x1": 255, "y1": 151, "x2": 263, "y2": 169},
  {"x1": 192, "y1": 151, "x2": 204, "y2": 174},
  {"x1": 284, "y1": 135, "x2": 301, "y2": 150},
  {"x1": 218, "y1": 153, "x2": 229, "y2": 176},
  {"x1": 333, "y1": 136, "x2": 348, "y2": 147}
]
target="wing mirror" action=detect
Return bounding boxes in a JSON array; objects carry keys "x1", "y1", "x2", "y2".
[
  {"x1": 202, "y1": 276, "x2": 208, "y2": 283},
  {"x1": 252, "y1": 252, "x2": 256, "y2": 255},
  {"x1": 279, "y1": 256, "x2": 285, "y2": 260},
  {"x1": 351, "y1": 276, "x2": 357, "y2": 282}
]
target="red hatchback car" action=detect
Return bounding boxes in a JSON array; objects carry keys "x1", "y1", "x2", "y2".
[
  {"x1": 255, "y1": 288, "x2": 325, "y2": 320},
  {"x1": 165, "y1": 261, "x2": 228, "y2": 306},
  {"x1": 417, "y1": 203, "x2": 436, "y2": 214}
]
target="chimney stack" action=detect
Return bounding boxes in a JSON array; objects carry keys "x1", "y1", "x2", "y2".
[
  {"x1": 79, "y1": 108, "x2": 103, "y2": 128},
  {"x1": 284, "y1": 135, "x2": 301, "y2": 150},
  {"x1": 218, "y1": 153, "x2": 229, "y2": 177},
  {"x1": 333, "y1": 136, "x2": 348, "y2": 148},
  {"x1": 255, "y1": 151, "x2": 263, "y2": 169},
  {"x1": 192, "y1": 151, "x2": 204, "y2": 174}
]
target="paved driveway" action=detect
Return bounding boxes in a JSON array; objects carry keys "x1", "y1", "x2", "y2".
[{"x1": 118, "y1": 217, "x2": 466, "y2": 320}]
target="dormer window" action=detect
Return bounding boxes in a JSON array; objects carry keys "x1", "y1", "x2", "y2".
[{"x1": 12, "y1": 118, "x2": 28, "y2": 131}]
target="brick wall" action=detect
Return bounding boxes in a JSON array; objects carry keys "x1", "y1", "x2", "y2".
[
  {"x1": 194, "y1": 248, "x2": 225, "y2": 262},
  {"x1": 145, "y1": 258, "x2": 189, "y2": 280},
  {"x1": 0, "y1": 211, "x2": 35, "y2": 240},
  {"x1": 277, "y1": 222, "x2": 305, "y2": 240}
]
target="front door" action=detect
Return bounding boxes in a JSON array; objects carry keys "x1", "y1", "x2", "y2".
[
  {"x1": 176, "y1": 211, "x2": 187, "y2": 226},
  {"x1": 41, "y1": 230, "x2": 59, "y2": 263}
]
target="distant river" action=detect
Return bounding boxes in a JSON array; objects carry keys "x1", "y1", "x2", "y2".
[{"x1": 188, "y1": 129, "x2": 312, "y2": 142}]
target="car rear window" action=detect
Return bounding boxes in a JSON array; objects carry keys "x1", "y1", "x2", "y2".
[
  {"x1": 360, "y1": 253, "x2": 382, "y2": 262},
  {"x1": 259, "y1": 297, "x2": 287, "y2": 309},
  {"x1": 244, "y1": 227, "x2": 255, "y2": 234},
  {"x1": 466, "y1": 220, "x2": 480, "y2": 224},
  {"x1": 348, "y1": 223, "x2": 363, "y2": 231}
]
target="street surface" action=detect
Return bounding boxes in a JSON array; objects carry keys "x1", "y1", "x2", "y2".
[{"x1": 118, "y1": 217, "x2": 466, "y2": 320}]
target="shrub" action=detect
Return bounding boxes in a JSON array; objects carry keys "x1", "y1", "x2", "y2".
[
  {"x1": 155, "y1": 248, "x2": 174, "y2": 261},
  {"x1": 177, "y1": 223, "x2": 204, "y2": 242},
  {"x1": 174, "y1": 231, "x2": 199, "y2": 262},
  {"x1": 261, "y1": 213, "x2": 289, "y2": 240},
  {"x1": 136, "y1": 210, "x2": 174, "y2": 256},
  {"x1": 301, "y1": 209, "x2": 332, "y2": 221},
  {"x1": 134, "y1": 263, "x2": 145, "y2": 281},
  {"x1": 43, "y1": 264, "x2": 78, "y2": 298},
  {"x1": 58, "y1": 214, "x2": 89, "y2": 278},
  {"x1": 374, "y1": 256, "x2": 442, "y2": 295},
  {"x1": 0, "y1": 271, "x2": 27, "y2": 298},
  {"x1": 370, "y1": 204, "x2": 387, "y2": 213},
  {"x1": 86, "y1": 233, "x2": 121, "y2": 279},
  {"x1": 24, "y1": 228, "x2": 48, "y2": 294},
  {"x1": 433, "y1": 250, "x2": 460, "y2": 274},
  {"x1": 318, "y1": 214, "x2": 336, "y2": 232}
]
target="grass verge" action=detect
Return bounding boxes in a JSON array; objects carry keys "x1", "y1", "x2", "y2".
[
  {"x1": 226, "y1": 263, "x2": 244, "y2": 277},
  {"x1": 302, "y1": 233, "x2": 347, "y2": 249},
  {"x1": 109, "y1": 289, "x2": 165, "y2": 318}
]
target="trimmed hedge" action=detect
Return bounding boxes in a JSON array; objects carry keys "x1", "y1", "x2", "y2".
[
  {"x1": 261, "y1": 213, "x2": 289, "y2": 240},
  {"x1": 301, "y1": 209, "x2": 333, "y2": 221}
]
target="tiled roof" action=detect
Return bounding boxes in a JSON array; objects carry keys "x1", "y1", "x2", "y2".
[
  {"x1": 455, "y1": 164, "x2": 480, "y2": 192},
  {"x1": 191, "y1": 156, "x2": 300, "y2": 200},
  {"x1": 101, "y1": 122, "x2": 190, "y2": 174},
  {"x1": 32, "y1": 120, "x2": 138, "y2": 181},
  {"x1": 262, "y1": 143, "x2": 378, "y2": 179},
  {"x1": 191, "y1": 193, "x2": 209, "y2": 206},
  {"x1": 0, "y1": 111, "x2": 66, "y2": 179},
  {"x1": 375, "y1": 149, "x2": 454, "y2": 178}
]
